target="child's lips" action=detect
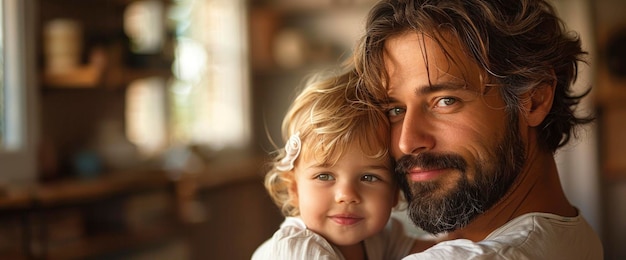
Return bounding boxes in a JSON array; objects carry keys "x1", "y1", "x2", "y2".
[{"x1": 329, "y1": 214, "x2": 363, "y2": 225}]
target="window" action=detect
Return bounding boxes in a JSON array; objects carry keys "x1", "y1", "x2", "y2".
[
  {"x1": 0, "y1": 0, "x2": 26, "y2": 152},
  {"x1": 124, "y1": 0, "x2": 250, "y2": 159},
  {"x1": 0, "y1": 0, "x2": 4, "y2": 147},
  {"x1": 0, "y1": 0, "x2": 37, "y2": 183},
  {"x1": 167, "y1": 0, "x2": 250, "y2": 150}
]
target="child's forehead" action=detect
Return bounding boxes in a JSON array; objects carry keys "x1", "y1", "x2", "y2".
[
  {"x1": 297, "y1": 155, "x2": 391, "y2": 173},
  {"x1": 299, "y1": 139, "x2": 389, "y2": 166}
]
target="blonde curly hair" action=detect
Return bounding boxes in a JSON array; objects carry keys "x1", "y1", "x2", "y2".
[{"x1": 265, "y1": 69, "x2": 392, "y2": 217}]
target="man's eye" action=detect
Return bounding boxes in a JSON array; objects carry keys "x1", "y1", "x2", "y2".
[
  {"x1": 361, "y1": 175, "x2": 380, "y2": 182},
  {"x1": 436, "y1": 97, "x2": 457, "y2": 107},
  {"x1": 316, "y1": 174, "x2": 334, "y2": 181},
  {"x1": 387, "y1": 107, "x2": 405, "y2": 117}
]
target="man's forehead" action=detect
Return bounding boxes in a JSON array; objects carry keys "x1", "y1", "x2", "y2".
[{"x1": 383, "y1": 32, "x2": 481, "y2": 90}]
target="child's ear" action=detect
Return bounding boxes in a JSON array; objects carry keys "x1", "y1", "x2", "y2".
[
  {"x1": 287, "y1": 175, "x2": 299, "y2": 207},
  {"x1": 525, "y1": 79, "x2": 556, "y2": 127}
]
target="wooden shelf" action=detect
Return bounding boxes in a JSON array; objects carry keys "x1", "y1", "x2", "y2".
[
  {"x1": 34, "y1": 170, "x2": 174, "y2": 207},
  {"x1": 45, "y1": 225, "x2": 180, "y2": 260},
  {"x1": 0, "y1": 187, "x2": 32, "y2": 210},
  {"x1": 43, "y1": 67, "x2": 104, "y2": 89},
  {"x1": 42, "y1": 59, "x2": 172, "y2": 90},
  {"x1": 0, "y1": 251, "x2": 29, "y2": 260}
]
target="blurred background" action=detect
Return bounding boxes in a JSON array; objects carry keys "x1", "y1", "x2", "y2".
[{"x1": 0, "y1": 0, "x2": 624, "y2": 259}]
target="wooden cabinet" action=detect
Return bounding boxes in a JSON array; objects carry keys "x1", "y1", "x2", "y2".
[
  {"x1": 0, "y1": 155, "x2": 280, "y2": 259},
  {"x1": 0, "y1": 170, "x2": 181, "y2": 259},
  {"x1": 36, "y1": 0, "x2": 174, "y2": 180},
  {"x1": 0, "y1": 0, "x2": 182, "y2": 258}
]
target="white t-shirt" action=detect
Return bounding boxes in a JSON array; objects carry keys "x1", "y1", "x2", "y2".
[
  {"x1": 252, "y1": 216, "x2": 415, "y2": 260},
  {"x1": 403, "y1": 212, "x2": 603, "y2": 260}
]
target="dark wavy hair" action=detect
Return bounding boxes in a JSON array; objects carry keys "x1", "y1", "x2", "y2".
[{"x1": 352, "y1": 0, "x2": 593, "y2": 152}]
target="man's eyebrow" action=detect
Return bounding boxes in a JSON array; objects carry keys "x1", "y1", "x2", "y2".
[
  {"x1": 417, "y1": 83, "x2": 467, "y2": 95},
  {"x1": 386, "y1": 82, "x2": 467, "y2": 104}
]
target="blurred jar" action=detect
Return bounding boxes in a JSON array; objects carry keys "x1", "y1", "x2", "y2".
[{"x1": 43, "y1": 19, "x2": 82, "y2": 74}]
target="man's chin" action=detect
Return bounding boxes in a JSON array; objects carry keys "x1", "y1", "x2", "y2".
[
  {"x1": 407, "y1": 171, "x2": 462, "y2": 199},
  {"x1": 406, "y1": 175, "x2": 481, "y2": 234}
]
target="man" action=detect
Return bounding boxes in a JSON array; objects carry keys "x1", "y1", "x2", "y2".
[{"x1": 353, "y1": 0, "x2": 603, "y2": 258}]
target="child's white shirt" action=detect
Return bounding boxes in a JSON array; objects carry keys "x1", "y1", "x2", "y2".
[{"x1": 252, "y1": 216, "x2": 415, "y2": 260}]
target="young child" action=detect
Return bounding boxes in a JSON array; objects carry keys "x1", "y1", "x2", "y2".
[{"x1": 252, "y1": 70, "x2": 428, "y2": 260}]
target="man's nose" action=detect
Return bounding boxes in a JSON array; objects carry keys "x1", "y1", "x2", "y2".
[{"x1": 397, "y1": 108, "x2": 435, "y2": 155}]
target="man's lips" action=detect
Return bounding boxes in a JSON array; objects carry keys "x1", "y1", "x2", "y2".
[
  {"x1": 329, "y1": 214, "x2": 363, "y2": 225},
  {"x1": 407, "y1": 168, "x2": 446, "y2": 182}
]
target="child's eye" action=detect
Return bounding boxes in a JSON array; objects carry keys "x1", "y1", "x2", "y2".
[
  {"x1": 315, "y1": 173, "x2": 334, "y2": 181},
  {"x1": 361, "y1": 175, "x2": 380, "y2": 182}
]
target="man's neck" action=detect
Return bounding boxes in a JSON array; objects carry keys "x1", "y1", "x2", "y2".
[{"x1": 449, "y1": 148, "x2": 576, "y2": 242}]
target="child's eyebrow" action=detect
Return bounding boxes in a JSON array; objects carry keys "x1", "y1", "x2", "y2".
[
  {"x1": 364, "y1": 165, "x2": 391, "y2": 171},
  {"x1": 306, "y1": 163, "x2": 332, "y2": 169},
  {"x1": 306, "y1": 164, "x2": 389, "y2": 171}
]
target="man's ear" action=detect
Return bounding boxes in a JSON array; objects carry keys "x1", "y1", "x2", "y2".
[{"x1": 526, "y1": 80, "x2": 556, "y2": 127}]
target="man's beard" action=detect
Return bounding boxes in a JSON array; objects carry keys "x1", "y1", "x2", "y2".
[{"x1": 396, "y1": 116, "x2": 525, "y2": 234}]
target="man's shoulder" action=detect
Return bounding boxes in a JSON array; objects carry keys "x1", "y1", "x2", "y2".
[{"x1": 403, "y1": 212, "x2": 603, "y2": 260}]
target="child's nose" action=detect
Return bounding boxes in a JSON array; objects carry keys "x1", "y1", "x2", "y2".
[{"x1": 335, "y1": 182, "x2": 361, "y2": 204}]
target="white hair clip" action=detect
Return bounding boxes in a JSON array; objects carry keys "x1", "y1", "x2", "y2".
[{"x1": 276, "y1": 132, "x2": 301, "y2": 171}]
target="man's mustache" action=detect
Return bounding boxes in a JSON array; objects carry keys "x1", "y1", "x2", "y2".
[
  {"x1": 394, "y1": 152, "x2": 467, "y2": 200},
  {"x1": 395, "y1": 152, "x2": 467, "y2": 174}
]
